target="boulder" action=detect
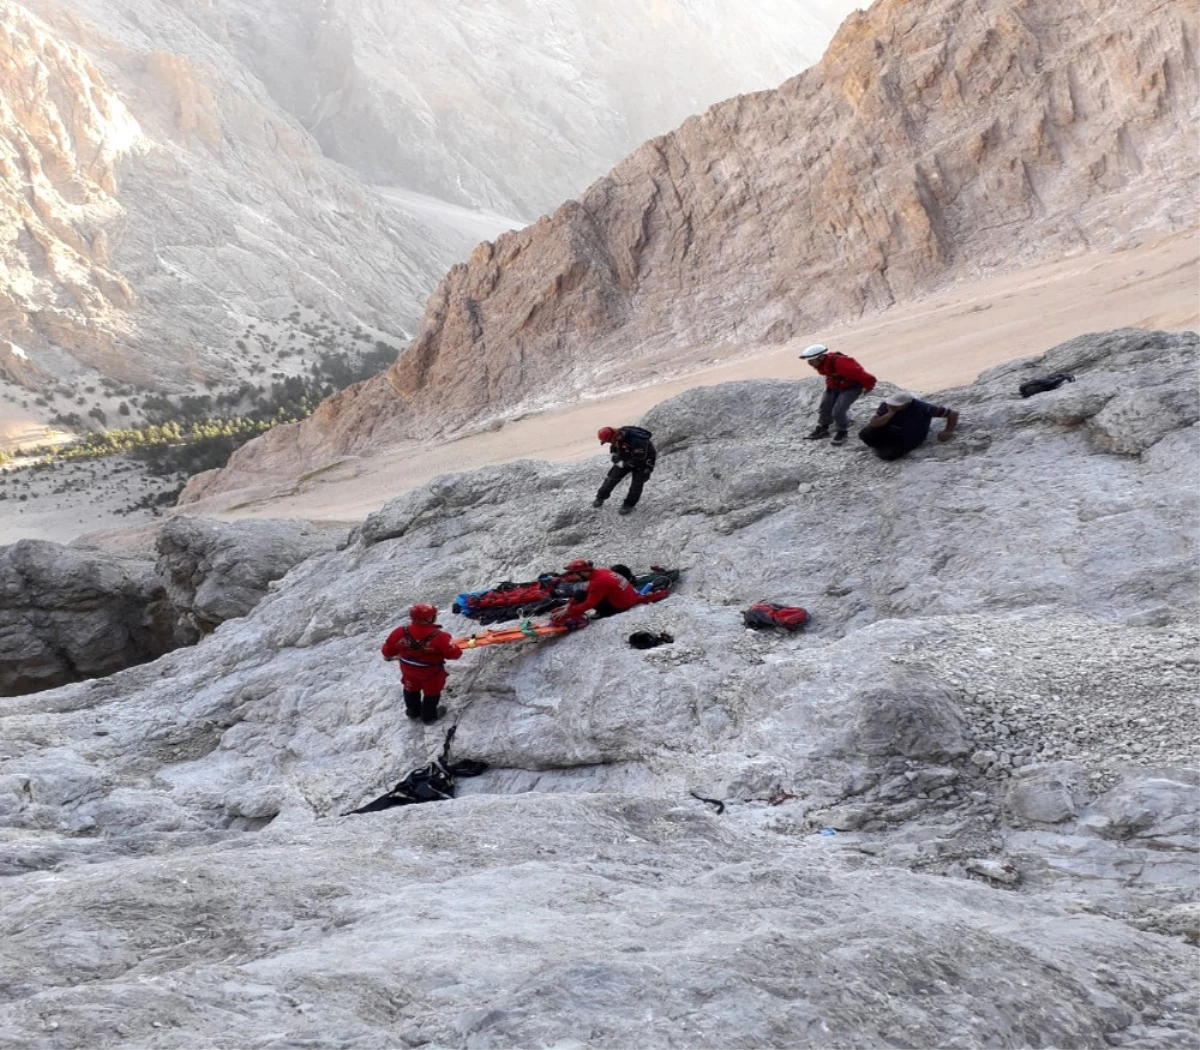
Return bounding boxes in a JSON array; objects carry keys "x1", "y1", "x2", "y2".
[
  {"x1": 156, "y1": 516, "x2": 347, "y2": 637},
  {"x1": 1005, "y1": 761, "x2": 1085, "y2": 825},
  {"x1": 1081, "y1": 774, "x2": 1199, "y2": 847},
  {"x1": 848, "y1": 673, "x2": 971, "y2": 762},
  {"x1": 0, "y1": 540, "x2": 182, "y2": 697}
]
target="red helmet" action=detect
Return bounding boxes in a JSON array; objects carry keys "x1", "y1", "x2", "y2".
[
  {"x1": 564, "y1": 559, "x2": 593, "y2": 573},
  {"x1": 409, "y1": 603, "x2": 437, "y2": 624},
  {"x1": 598, "y1": 427, "x2": 617, "y2": 443}
]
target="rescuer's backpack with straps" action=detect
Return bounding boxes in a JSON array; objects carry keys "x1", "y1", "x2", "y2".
[{"x1": 742, "y1": 602, "x2": 809, "y2": 631}]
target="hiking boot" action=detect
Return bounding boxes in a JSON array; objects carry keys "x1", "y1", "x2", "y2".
[
  {"x1": 618, "y1": 504, "x2": 634, "y2": 516},
  {"x1": 592, "y1": 498, "x2": 604, "y2": 508},
  {"x1": 831, "y1": 430, "x2": 848, "y2": 446},
  {"x1": 805, "y1": 425, "x2": 830, "y2": 440}
]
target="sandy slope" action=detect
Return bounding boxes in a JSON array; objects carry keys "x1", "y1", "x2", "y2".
[
  {"x1": 374, "y1": 187, "x2": 526, "y2": 242},
  {"x1": 3, "y1": 229, "x2": 1195, "y2": 548},
  {"x1": 203, "y1": 229, "x2": 1199, "y2": 526}
]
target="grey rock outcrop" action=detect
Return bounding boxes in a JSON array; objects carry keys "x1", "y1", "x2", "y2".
[
  {"x1": 848, "y1": 673, "x2": 971, "y2": 763},
  {"x1": 0, "y1": 517, "x2": 344, "y2": 694},
  {"x1": 1, "y1": 330, "x2": 1197, "y2": 1045},
  {"x1": 156, "y1": 516, "x2": 347, "y2": 639},
  {"x1": 190, "y1": 0, "x2": 1200, "y2": 498},
  {"x1": 1005, "y1": 762, "x2": 1086, "y2": 825},
  {"x1": 0, "y1": 539, "x2": 180, "y2": 696}
]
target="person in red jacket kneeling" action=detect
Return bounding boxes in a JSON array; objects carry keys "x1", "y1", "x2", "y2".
[
  {"x1": 550, "y1": 562, "x2": 668, "y2": 628},
  {"x1": 800, "y1": 343, "x2": 877, "y2": 446},
  {"x1": 381, "y1": 604, "x2": 462, "y2": 724}
]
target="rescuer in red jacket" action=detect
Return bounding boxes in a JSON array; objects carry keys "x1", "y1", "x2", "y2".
[
  {"x1": 381, "y1": 604, "x2": 462, "y2": 724},
  {"x1": 550, "y1": 562, "x2": 668, "y2": 627},
  {"x1": 800, "y1": 343, "x2": 877, "y2": 446}
]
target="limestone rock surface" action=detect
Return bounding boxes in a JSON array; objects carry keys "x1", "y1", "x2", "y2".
[
  {"x1": 0, "y1": 539, "x2": 180, "y2": 696},
  {"x1": 192, "y1": 0, "x2": 1200, "y2": 498},
  {"x1": 1, "y1": 329, "x2": 1198, "y2": 1046},
  {"x1": 0, "y1": 517, "x2": 345, "y2": 694},
  {"x1": 155, "y1": 516, "x2": 349, "y2": 640}
]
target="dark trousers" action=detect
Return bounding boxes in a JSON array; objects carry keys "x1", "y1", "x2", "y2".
[
  {"x1": 404, "y1": 689, "x2": 440, "y2": 725},
  {"x1": 592, "y1": 598, "x2": 623, "y2": 620},
  {"x1": 817, "y1": 386, "x2": 864, "y2": 432},
  {"x1": 597, "y1": 464, "x2": 650, "y2": 507}
]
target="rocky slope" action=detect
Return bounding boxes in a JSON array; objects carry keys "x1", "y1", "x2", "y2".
[
  {"x1": 0, "y1": 540, "x2": 181, "y2": 696},
  {"x1": 190, "y1": 0, "x2": 1200, "y2": 501},
  {"x1": 1, "y1": 0, "x2": 857, "y2": 405},
  {"x1": 1, "y1": 329, "x2": 1197, "y2": 1047},
  {"x1": 0, "y1": 0, "x2": 456, "y2": 394},
  {"x1": 0, "y1": 517, "x2": 346, "y2": 695}
]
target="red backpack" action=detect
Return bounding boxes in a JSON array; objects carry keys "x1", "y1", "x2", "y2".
[{"x1": 742, "y1": 602, "x2": 809, "y2": 631}]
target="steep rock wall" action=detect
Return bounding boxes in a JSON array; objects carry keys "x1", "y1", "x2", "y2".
[
  {"x1": 0, "y1": 3, "x2": 141, "y2": 376},
  {"x1": 0, "y1": 0, "x2": 472, "y2": 391}
]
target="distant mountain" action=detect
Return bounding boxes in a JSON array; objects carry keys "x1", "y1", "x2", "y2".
[
  {"x1": 1, "y1": 0, "x2": 857, "y2": 413},
  {"x1": 187, "y1": 0, "x2": 1198, "y2": 501},
  {"x1": 160, "y1": 0, "x2": 864, "y2": 216},
  {"x1": 0, "y1": 0, "x2": 466, "y2": 399}
]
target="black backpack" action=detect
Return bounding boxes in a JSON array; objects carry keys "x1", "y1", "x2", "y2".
[
  {"x1": 628, "y1": 631, "x2": 674, "y2": 650},
  {"x1": 346, "y1": 726, "x2": 488, "y2": 814},
  {"x1": 617, "y1": 426, "x2": 654, "y2": 463},
  {"x1": 1019, "y1": 373, "x2": 1075, "y2": 398}
]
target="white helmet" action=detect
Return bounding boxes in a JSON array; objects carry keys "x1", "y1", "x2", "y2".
[{"x1": 800, "y1": 343, "x2": 829, "y2": 359}]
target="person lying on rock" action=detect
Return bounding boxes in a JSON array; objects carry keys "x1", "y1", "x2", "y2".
[
  {"x1": 594, "y1": 425, "x2": 656, "y2": 515},
  {"x1": 549, "y1": 563, "x2": 669, "y2": 628},
  {"x1": 381, "y1": 604, "x2": 462, "y2": 725},
  {"x1": 800, "y1": 343, "x2": 877, "y2": 446},
  {"x1": 858, "y1": 392, "x2": 959, "y2": 460}
]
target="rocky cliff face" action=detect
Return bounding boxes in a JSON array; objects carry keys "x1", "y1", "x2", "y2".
[
  {"x1": 1, "y1": 0, "x2": 459, "y2": 392},
  {"x1": 1, "y1": 0, "x2": 857, "y2": 402},
  {"x1": 0, "y1": 516, "x2": 346, "y2": 695},
  {"x1": 191, "y1": 0, "x2": 1199, "y2": 499},
  {"x1": 162, "y1": 0, "x2": 861, "y2": 217},
  {"x1": 1, "y1": 330, "x2": 1197, "y2": 1046},
  {"x1": 0, "y1": 539, "x2": 180, "y2": 695},
  {"x1": 0, "y1": 2, "x2": 141, "y2": 381}
]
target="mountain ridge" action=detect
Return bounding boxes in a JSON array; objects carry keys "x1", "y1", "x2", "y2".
[{"x1": 1, "y1": 0, "x2": 859, "y2": 411}]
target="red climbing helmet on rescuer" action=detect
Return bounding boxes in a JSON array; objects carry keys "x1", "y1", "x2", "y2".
[
  {"x1": 564, "y1": 559, "x2": 594, "y2": 573},
  {"x1": 409, "y1": 603, "x2": 438, "y2": 624},
  {"x1": 598, "y1": 427, "x2": 617, "y2": 443}
]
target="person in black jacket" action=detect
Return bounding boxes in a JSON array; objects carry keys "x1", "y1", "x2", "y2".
[
  {"x1": 858, "y1": 392, "x2": 959, "y2": 460},
  {"x1": 594, "y1": 426, "x2": 656, "y2": 515}
]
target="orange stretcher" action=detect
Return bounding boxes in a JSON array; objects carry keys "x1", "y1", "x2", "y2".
[{"x1": 452, "y1": 621, "x2": 570, "y2": 649}]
